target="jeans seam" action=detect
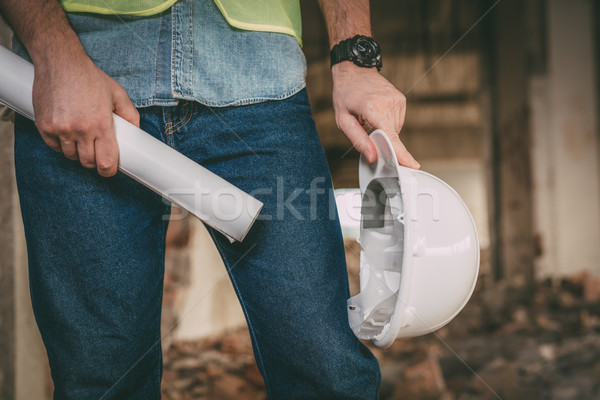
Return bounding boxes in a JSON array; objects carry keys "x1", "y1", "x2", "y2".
[
  {"x1": 187, "y1": 0, "x2": 194, "y2": 91},
  {"x1": 157, "y1": 106, "x2": 170, "y2": 146},
  {"x1": 170, "y1": 2, "x2": 175, "y2": 95},
  {"x1": 164, "y1": 120, "x2": 173, "y2": 148},
  {"x1": 169, "y1": 81, "x2": 307, "y2": 108},
  {"x1": 169, "y1": 102, "x2": 194, "y2": 133},
  {"x1": 205, "y1": 229, "x2": 272, "y2": 398},
  {"x1": 164, "y1": 102, "x2": 192, "y2": 148},
  {"x1": 153, "y1": 13, "x2": 165, "y2": 97}
]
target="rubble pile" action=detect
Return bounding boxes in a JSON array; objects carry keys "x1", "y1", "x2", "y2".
[
  {"x1": 375, "y1": 275, "x2": 600, "y2": 400},
  {"x1": 162, "y1": 242, "x2": 600, "y2": 400},
  {"x1": 162, "y1": 331, "x2": 267, "y2": 400}
]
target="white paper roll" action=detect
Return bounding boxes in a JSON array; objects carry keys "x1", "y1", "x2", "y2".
[{"x1": 0, "y1": 45, "x2": 263, "y2": 242}]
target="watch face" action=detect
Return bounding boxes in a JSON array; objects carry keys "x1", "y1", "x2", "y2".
[{"x1": 351, "y1": 36, "x2": 382, "y2": 69}]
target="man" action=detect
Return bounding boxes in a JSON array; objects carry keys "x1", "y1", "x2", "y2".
[{"x1": 0, "y1": 0, "x2": 419, "y2": 398}]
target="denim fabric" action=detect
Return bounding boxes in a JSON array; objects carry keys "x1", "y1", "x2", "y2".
[
  {"x1": 14, "y1": 89, "x2": 381, "y2": 399},
  {"x1": 12, "y1": 0, "x2": 307, "y2": 107}
]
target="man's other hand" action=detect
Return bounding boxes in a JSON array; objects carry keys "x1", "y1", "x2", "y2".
[{"x1": 331, "y1": 61, "x2": 419, "y2": 169}]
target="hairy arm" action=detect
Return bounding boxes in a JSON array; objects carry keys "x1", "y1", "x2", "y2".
[
  {"x1": 0, "y1": 0, "x2": 139, "y2": 176},
  {"x1": 318, "y1": 0, "x2": 419, "y2": 168}
]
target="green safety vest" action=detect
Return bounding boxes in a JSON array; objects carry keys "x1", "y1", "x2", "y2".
[{"x1": 60, "y1": 0, "x2": 302, "y2": 44}]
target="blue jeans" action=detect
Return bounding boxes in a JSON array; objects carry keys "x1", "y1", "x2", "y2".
[{"x1": 14, "y1": 89, "x2": 381, "y2": 399}]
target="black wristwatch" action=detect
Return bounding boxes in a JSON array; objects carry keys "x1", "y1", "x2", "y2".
[{"x1": 330, "y1": 35, "x2": 382, "y2": 71}]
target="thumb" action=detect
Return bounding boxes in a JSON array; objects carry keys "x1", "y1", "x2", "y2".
[{"x1": 337, "y1": 112, "x2": 378, "y2": 163}]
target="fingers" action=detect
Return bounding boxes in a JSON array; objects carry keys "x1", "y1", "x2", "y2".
[
  {"x1": 112, "y1": 84, "x2": 140, "y2": 128},
  {"x1": 59, "y1": 139, "x2": 78, "y2": 160},
  {"x1": 93, "y1": 108, "x2": 119, "y2": 176},
  {"x1": 364, "y1": 94, "x2": 419, "y2": 169},
  {"x1": 337, "y1": 112, "x2": 378, "y2": 163},
  {"x1": 95, "y1": 133, "x2": 119, "y2": 177},
  {"x1": 376, "y1": 116, "x2": 420, "y2": 169},
  {"x1": 76, "y1": 139, "x2": 96, "y2": 169},
  {"x1": 337, "y1": 109, "x2": 419, "y2": 168},
  {"x1": 388, "y1": 133, "x2": 420, "y2": 169},
  {"x1": 375, "y1": 117, "x2": 419, "y2": 169},
  {"x1": 41, "y1": 135, "x2": 62, "y2": 153},
  {"x1": 36, "y1": 113, "x2": 119, "y2": 176},
  {"x1": 99, "y1": 84, "x2": 135, "y2": 176}
]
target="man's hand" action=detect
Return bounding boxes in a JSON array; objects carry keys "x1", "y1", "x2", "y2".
[
  {"x1": 0, "y1": 0, "x2": 139, "y2": 177},
  {"x1": 318, "y1": 0, "x2": 419, "y2": 168},
  {"x1": 33, "y1": 48, "x2": 139, "y2": 177},
  {"x1": 332, "y1": 62, "x2": 419, "y2": 168}
]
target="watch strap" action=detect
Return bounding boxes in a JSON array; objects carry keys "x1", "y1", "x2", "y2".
[{"x1": 330, "y1": 36, "x2": 355, "y2": 68}]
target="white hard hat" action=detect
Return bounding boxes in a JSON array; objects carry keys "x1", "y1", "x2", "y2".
[{"x1": 347, "y1": 130, "x2": 480, "y2": 348}]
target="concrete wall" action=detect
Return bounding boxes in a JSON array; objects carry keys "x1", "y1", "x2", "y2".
[
  {"x1": 172, "y1": 219, "x2": 245, "y2": 341},
  {"x1": 487, "y1": 0, "x2": 537, "y2": 283},
  {"x1": 531, "y1": 0, "x2": 600, "y2": 277}
]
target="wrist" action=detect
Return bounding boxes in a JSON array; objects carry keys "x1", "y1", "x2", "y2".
[
  {"x1": 18, "y1": 2, "x2": 84, "y2": 65},
  {"x1": 331, "y1": 61, "x2": 380, "y2": 77},
  {"x1": 30, "y1": 33, "x2": 88, "y2": 69}
]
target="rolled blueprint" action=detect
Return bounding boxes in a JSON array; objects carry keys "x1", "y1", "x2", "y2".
[{"x1": 0, "y1": 45, "x2": 262, "y2": 242}]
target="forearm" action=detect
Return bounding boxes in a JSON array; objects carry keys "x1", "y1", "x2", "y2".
[
  {"x1": 317, "y1": 0, "x2": 371, "y2": 48},
  {"x1": 0, "y1": 0, "x2": 86, "y2": 65}
]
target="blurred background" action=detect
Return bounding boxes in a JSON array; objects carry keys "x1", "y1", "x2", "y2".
[{"x1": 1, "y1": 0, "x2": 599, "y2": 399}]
